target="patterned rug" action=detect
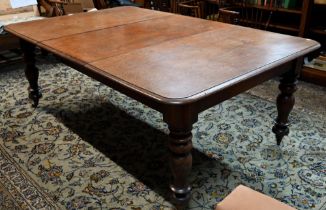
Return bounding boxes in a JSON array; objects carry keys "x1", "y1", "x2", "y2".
[{"x1": 0, "y1": 56, "x2": 325, "y2": 210}]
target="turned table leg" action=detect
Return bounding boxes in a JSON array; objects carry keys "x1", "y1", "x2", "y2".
[
  {"x1": 164, "y1": 108, "x2": 197, "y2": 209},
  {"x1": 168, "y1": 125, "x2": 193, "y2": 206},
  {"x1": 20, "y1": 39, "x2": 42, "y2": 107},
  {"x1": 272, "y1": 68, "x2": 298, "y2": 145}
]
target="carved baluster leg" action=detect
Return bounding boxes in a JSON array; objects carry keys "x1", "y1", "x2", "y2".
[
  {"x1": 164, "y1": 108, "x2": 197, "y2": 209},
  {"x1": 272, "y1": 69, "x2": 298, "y2": 145},
  {"x1": 20, "y1": 39, "x2": 42, "y2": 108},
  {"x1": 168, "y1": 125, "x2": 193, "y2": 208}
]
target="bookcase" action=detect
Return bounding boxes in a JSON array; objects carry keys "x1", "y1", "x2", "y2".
[
  {"x1": 230, "y1": 0, "x2": 313, "y2": 37},
  {"x1": 301, "y1": 0, "x2": 326, "y2": 86},
  {"x1": 227, "y1": 0, "x2": 325, "y2": 86},
  {"x1": 307, "y1": 1, "x2": 325, "y2": 50}
]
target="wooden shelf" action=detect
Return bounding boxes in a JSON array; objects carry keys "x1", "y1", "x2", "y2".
[
  {"x1": 268, "y1": 23, "x2": 300, "y2": 32},
  {"x1": 253, "y1": 5, "x2": 302, "y2": 14},
  {"x1": 229, "y1": 0, "x2": 311, "y2": 36},
  {"x1": 310, "y1": 27, "x2": 326, "y2": 36},
  {"x1": 238, "y1": 19, "x2": 300, "y2": 32},
  {"x1": 233, "y1": 3, "x2": 303, "y2": 14},
  {"x1": 300, "y1": 66, "x2": 326, "y2": 87}
]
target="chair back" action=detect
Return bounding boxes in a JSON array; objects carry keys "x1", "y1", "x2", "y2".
[
  {"x1": 178, "y1": 0, "x2": 204, "y2": 18},
  {"x1": 217, "y1": 7, "x2": 239, "y2": 23},
  {"x1": 144, "y1": 0, "x2": 170, "y2": 11},
  {"x1": 238, "y1": 1, "x2": 273, "y2": 30},
  {"x1": 217, "y1": 0, "x2": 273, "y2": 30},
  {"x1": 37, "y1": 0, "x2": 66, "y2": 16},
  {"x1": 205, "y1": 0, "x2": 223, "y2": 21},
  {"x1": 62, "y1": 3, "x2": 83, "y2": 14}
]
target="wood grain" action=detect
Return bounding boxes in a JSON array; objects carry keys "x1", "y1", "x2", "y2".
[{"x1": 5, "y1": 7, "x2": 320, "y2": 209}]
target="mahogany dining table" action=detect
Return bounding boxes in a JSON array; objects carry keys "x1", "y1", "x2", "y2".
[{"x1": 5, "y1": 6, "x2": 320, "y2": 209}]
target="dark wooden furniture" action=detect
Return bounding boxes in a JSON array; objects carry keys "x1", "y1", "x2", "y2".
[
  {"x1": 216, "y1": 4, "x2": 272, "y2": 29},
  {"x1": 37, "y1": 0, "x2": 65, "y2": 16},
  {"x1": 308, "y1": 1, "x2": 326, "y2": 46},
  {"x1": 0, "y1": 12, "x2": 42, "y2": 63},
  {"x1": 301, "y1": 1, "x2": 326, "y2": 86},
  {"x1": 301, "y1": 66, "x2": 326, "y2": 87},
  {"x1": 177, "y1": 0, "x2": 205, "y2": 18},
  {"x1": 5, "y1": 7, "x2": 319, "y2": 209},
  {"x1": 37, "y1": 0, "x2": 98, "y2": 16},
  {"x1": 216, "y1": 7, "x2": 239, "y2": 23},
  {"x1": 223, "y1": 0, "x2": 313, "y2": 36},
  {"x1": 144, "y1": 0, "x2": 170, "y2": 11},
  {"x1": 171, "y1": 0, "x2": 217, "y2": 18},
  {"x1": 93, "y1": 0, "x2": 108, "y2": 9},
  {"x1": 0, "y1": 33, "x2": 19, "y2": 52}
]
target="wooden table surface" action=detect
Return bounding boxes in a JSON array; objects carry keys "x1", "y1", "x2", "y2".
[
  {"x1": 5, "y1": 6, "x2": 320, "y2": 209},
  {"x1": 6, "y1": 6, "x2": 318, "y2": 103}
]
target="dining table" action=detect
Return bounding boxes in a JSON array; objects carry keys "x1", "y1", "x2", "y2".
[{"x1": 5, "y1": 6, "x2": 320, "y2": 209}]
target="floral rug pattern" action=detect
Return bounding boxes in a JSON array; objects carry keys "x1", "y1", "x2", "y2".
[
  {"x1": 0, "y1": 57, "x2": 325, "y2": 210},
  {"x1": 0, "y1": 146, "x2": 58, "y2": 210}
]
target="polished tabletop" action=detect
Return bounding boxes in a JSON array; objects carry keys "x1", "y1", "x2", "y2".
[
  {"x1": 5, "y1": 6, "x2": 321, "y2": 208},
  {"x1": 6, "y1": 6, "x2": 319, "y2": 102}
]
